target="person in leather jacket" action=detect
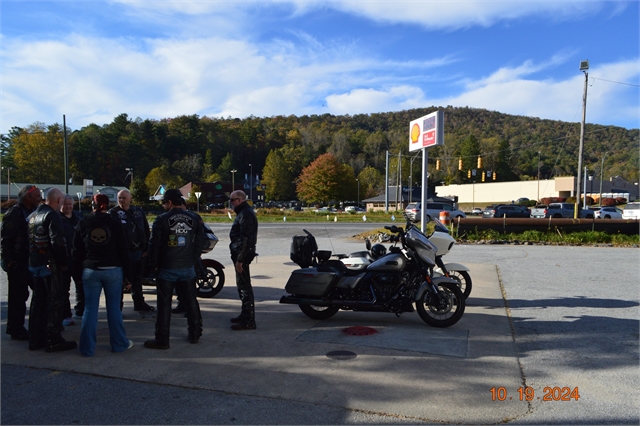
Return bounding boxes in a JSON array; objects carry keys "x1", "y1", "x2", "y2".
[
  {"x1": 60, "y1": 194, "x2": 84, "y2": 321},
  {"x1": 1, "y1": 184, "x2": 41, "y2": 341},
  {"x1": 27, "y1": 187, "x2": 77, "y2": 352},
  {"x1": 228, "y1": 190, "x2": 258, "y2": 330},
  {"x1": 108, "y1": 190, "x2": 153, "y2": 313},
  {"x1": 144, "y1": 189, "x2": 206, "y2": 349}
]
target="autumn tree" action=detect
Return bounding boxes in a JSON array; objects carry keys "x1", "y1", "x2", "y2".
[
  {"x1": 296, "y1": 153, "x2": 354, "y2": 204},
  {"x1": 12, "y1": 122, "x2": 65, "y2": 182},
  {"x1": 144, "y1": 166, "x2": 182, "y2": 194}
]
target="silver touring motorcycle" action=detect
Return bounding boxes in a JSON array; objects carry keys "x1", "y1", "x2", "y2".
[{"x1": 280, "y1": 218, "x2": 465, "y2": 327}]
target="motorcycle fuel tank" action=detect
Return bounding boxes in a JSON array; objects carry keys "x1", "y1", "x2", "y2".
[{"x1": 367, "y1": 253, "x2": 406, "y2": 272}]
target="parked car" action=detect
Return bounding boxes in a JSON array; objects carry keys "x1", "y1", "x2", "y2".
[
  {"x1": 482, "y1": 204, "x2": 530, "y2": 218},
  {"x1": 622, "y1": 202, "x2": 640, "y2": 220},
  {"x1": 471, "y1": 207, "x2": 483, "y2": 215},
  {"x1": 313, "y1": 207, "x2": 336, "y2": 213},
  {"x1": 592, "y1": 206, "x2": 623, "y2": 219},
  {"x1": 404, "y1": 202, "x2": 466, "y2": 222},
  {"x1": 530, "y1": 202, "x2": 594, "y2": 219}
]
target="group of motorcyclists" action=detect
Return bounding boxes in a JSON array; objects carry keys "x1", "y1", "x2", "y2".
[{"x1": 2, "y1": 185, "x2": 258, "y2": 355}]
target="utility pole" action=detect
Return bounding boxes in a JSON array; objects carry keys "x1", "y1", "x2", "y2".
[
  {"x1": 575, "y1": 60, "x2": 589, "y2": 218},
  {"x1": 63, "y1": 115, "x2": 69, "y2": 194}
]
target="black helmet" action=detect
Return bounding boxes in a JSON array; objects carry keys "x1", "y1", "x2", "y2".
[{"x1": 370, "y1": 244, "x2": 387, "y2": 259}]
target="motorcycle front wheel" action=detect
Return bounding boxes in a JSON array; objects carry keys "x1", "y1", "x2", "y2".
[
  {"x1": 448, "y1": 270, "x2": 472, "y2": 300},
  {"x1": 416, "y1": 282, "x2": 465, "y2": 328},
  {"x1": 299, "y1": 304, "x2": 339, "y2": 320},
  {"x1": 196, "y1": 259, "x2": 225, "y2": 298}
]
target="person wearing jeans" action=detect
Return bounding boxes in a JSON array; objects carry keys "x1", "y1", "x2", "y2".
[
  {"x1": 144, "y1": 189, "x2": 206, "y2": 349},
  {"x1": 73, "y1": 194, "x2": 133, "y2": 357}
]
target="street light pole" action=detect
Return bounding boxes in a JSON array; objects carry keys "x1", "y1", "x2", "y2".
[
  {"x1": 356, "y1": 178, "x2": 360, "y2": 208},
  {"x1": 2, "y1": 167, "x2": 12, "y2": 201},
  {"x1": 598, "y1": 151, "x2": 610, "y2": 206},
  {"x1": 409, "y1": 151, "x2": 421, "y2": 204},
  {"x1": 231, "y1": 169, "x2": 237, "y2": 191},
  {"x1": 575, "y1": 59, "x2": 589, "y2": 218}
]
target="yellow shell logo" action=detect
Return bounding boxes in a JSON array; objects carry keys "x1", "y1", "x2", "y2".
[{"x1": 410, "y1": 123, "x2": 420, "y2": 144}]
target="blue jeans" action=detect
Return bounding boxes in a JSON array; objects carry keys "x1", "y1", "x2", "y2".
[{"x1": 80, "y1": 267, "x2": 130, "y2": 356}]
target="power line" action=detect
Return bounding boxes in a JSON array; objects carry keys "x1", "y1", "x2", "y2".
[{"x1": 591, "y1": 77, "x2": 640, "y2": 88}]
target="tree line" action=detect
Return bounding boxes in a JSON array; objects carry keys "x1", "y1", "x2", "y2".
[{"x1": 1, "y1": 107, "x2": 637, "y2": 204}]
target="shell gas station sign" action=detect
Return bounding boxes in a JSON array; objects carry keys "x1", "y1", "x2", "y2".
[{"x1": 409, "y1": 110, "x2": 444, "y2": 152}]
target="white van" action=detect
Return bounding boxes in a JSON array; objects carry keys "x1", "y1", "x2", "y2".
[{"x1": 622, "y1": 202, "x2": 640, "y2": 220}]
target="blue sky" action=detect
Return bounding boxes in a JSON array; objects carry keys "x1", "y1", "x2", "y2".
[{"x1": 1, "y1": 0, "x2": 638, "y2": 134}]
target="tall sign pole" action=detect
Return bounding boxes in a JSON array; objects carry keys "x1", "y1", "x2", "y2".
[{"x1": 409, "y1": 110, "x2": 444, "y2": 233}]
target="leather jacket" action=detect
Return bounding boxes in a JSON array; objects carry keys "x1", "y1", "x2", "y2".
[
  {"x1": 148, "y1": 208, "x2": 206, "y2": 271},
  {"x1": 229, "y1": 201, "x2": 258, "y2": 264},
  {"x1": 108, "y1": 205, "x2": 150, "y2": 253},
  {"x1": 28, "y1": 204, "x2": 68, "y2": 270},
  {"x1": 72, "y1": 211, "x2": 132, "y2": 282},
  {"x1": 1, "y1": 202, "x2": 34, "y2": 265}
]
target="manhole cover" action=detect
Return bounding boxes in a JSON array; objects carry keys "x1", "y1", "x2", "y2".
[
  {"x1": 326, "y1": 350, "x2": 357, "y2": 360},
  {"x1": 343, "y1": 326, "x2": 377, "y2": 336}
]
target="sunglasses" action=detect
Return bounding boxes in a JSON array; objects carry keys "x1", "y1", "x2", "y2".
[{"x1": 230, "y1": 198, "x2": 241, "y2": 202}]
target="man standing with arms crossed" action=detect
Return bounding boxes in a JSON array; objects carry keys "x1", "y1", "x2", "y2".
[
  {"x1": 27, "y1": 187, "x2": 76, "y2": 352},
  {"x1": 144, "y1": 189, "x2": 205, "y2": 349},
  {"x1": 228, "y1": 190, "x2": 258, "y2": 331},
  {"x1": 1, "y1": 185, "x2": 41, "y2": 341},
  {"x1": 109, "y1": 189, "x2": 154, "y2": 313}
]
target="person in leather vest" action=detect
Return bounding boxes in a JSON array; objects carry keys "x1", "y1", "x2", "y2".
[
  {"x1": 144, "y1": 189, "x2": 206, "y2": 349},
  {"x1": 1, "y1": 184, "x2": 41, "y2": 341},
  {"x1": 27, "y1": 187, "x2": 77, "y2": 352},
  {"x1": 228, "y1": 190, "x2": 258, "y2": 330},
  {"x1": 108, "y1": 189, "x2": 153, "y2": 313}
]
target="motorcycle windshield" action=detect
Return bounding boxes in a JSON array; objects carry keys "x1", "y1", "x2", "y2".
[
  {"x1": 430, "y1": 217, "x2": 450, "y2": 234},
  {"x1": 405, "y1": 227, "x2": 437, "y2": 266}
]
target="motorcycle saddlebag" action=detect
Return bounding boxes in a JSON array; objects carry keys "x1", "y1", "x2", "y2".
[
  {"x1": 285, "y1": 268, "x2": 337, "y2": 296},
  {"x1": 290, "y1": 235, "x2": 318, "y2": 268}
]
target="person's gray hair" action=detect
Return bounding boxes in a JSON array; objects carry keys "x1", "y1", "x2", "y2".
[{"x1": 64, "y1": 194, "x2": 74, "y2": 202}]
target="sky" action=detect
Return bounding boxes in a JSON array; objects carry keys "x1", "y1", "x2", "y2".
[{"x1": 0, "y1": 0, "x2": 639, "y2": 135}]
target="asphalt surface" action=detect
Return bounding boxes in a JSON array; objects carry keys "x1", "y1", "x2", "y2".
[{"x1": 1, "y1": 222, "x2": 638, "y2": 425}]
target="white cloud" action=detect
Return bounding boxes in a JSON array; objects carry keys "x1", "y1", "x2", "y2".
[{"x1": 286, "y1": 0, "x2": 608, "y2": 29}]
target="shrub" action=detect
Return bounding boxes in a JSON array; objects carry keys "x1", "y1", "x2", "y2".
[
  {"x1": 601, "y1": 198, "x2": 616, "y2": 207},
  {"x1": 615, "y1": 197, "x2": 627, "y2": 205},
  {"x1": 2, "y1": 199, "x2": 17, "y2": 210}
]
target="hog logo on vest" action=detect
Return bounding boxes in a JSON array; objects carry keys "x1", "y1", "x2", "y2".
[{"x1": 168, "y1": 214, "x2": 194, "y2": 235}]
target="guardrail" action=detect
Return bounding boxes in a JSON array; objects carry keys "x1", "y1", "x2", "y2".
[{"x1": 451, "y1": 217, "x2": 640, "y2": 236}]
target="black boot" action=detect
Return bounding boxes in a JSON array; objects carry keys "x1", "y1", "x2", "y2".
[
  {"x1": 231, "y1": 320, "x2": 256, "y2": 331},
  {"x1": 45, "y1": 335, "x2": 77, "y2": 353}
]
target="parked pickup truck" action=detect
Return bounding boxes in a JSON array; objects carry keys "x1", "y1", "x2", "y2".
[{"x1": 530, "y1": 202, "x2": 595, "y2": 219}]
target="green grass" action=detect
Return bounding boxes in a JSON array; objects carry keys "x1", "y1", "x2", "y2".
[{"x1": 456, "y1": 228, "x2": 639, "y2": 246}]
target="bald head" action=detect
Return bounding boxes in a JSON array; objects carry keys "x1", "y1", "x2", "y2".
[
  {"x1": 46, "y1": 188, "x2": 65, "y2": 211},
  {"x1": 117, "y1": 189, "x2": 132, "y2": 210}
]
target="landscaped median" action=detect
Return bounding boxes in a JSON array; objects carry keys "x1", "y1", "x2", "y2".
[{"x1": 451, "y1": 217, "x2": 640, "y2": 236}]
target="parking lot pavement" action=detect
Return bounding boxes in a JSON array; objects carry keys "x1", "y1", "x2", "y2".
[
  {"x1": 2, "y1": 256, "x2": 531, "y2": 425},
  {"x1": 2, "y1": 241, "x2": 638, "y2": 425}
]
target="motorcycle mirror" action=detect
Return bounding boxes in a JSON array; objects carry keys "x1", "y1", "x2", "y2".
[{"x1": 365, "y1": 239, "x2": 372, "y2": 250}]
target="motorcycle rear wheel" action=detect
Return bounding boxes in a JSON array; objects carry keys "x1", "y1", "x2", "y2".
[
  {"x1": 196, "y1": 259, "x2": 225, "y2": 298},
  {"x1": 416, "y1": 281, "x2": 465, "y2": 328},
  {"x1": 448, "y1": 270, "x2": 472, "y2": 300},
  {"x1": 299, "y1": 304, "x2": 339, "y2": 320}
]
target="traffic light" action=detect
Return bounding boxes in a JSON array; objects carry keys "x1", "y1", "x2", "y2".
[
  {"x1": 477, "y1": 156, "x2": 483, "y2": 169},
  {"x1": 492, "y1": 172, "x2": 497, "y2": 181},
  {"x1": 467, "y1": 169, "x2": 471, "y2": 178},
  {"x1": 436, "y1": 159, "x2": 441, "y2": 170},
  {"x1": 458, "y1": 158, "x2": 463, "y2": 170},
  {"x1": 482, "y1": 171, "x2": 485, "y2": 182}
]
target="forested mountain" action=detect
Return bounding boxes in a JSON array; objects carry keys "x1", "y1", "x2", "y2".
[{"x1": 2, "y1": 106, "x2": 637, "y2": 202}]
